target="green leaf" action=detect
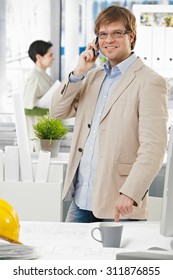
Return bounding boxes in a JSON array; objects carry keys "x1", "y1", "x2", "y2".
[{"x1": 33, "y1": 115, "x2": 68, "y2": 140}]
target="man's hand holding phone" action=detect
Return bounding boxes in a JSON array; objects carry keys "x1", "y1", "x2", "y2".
[
  {"x1": 93, "y1": 36, "x2": 99, "y2": 56},
  {"x1": 73, "y1": 37, "x2": 99, "y2": 77}
]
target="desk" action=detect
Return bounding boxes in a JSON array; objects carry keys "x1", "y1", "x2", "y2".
[{"x1": 19, "y1": 221, "x2": 173, "y2": 260}]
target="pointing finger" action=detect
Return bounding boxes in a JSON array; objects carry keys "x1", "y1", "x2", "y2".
[{"x1": 114, "y1": 208, "x2": 120, "y2": 222}]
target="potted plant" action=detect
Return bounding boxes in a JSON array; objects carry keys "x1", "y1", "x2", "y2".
[{"x1": 33, "y1": 115, "x2": 68, "y2": 157}]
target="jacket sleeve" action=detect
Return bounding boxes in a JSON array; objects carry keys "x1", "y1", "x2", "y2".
[{"x1": 50, "y1": 78, "x2": 83, "y2": 120}]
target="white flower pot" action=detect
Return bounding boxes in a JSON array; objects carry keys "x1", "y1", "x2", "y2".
[{"x1": 40, "y1": 139, "x2": 60, "y2": 157}]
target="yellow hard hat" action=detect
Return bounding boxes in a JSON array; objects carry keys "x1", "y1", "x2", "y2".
[{"x1": 0, "y1": 198, "x2": 22, "y2": 244}]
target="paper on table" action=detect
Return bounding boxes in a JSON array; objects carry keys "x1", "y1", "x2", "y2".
[
  {"x1": 4, "y1": 146, "x2": 19, "y2": 182},
  {"x1": 0, "y1": 243, "x2": 39, "y2": 260},
  {"x1": 20, "y1": 222, "x2": 117, "y2": 260},
  {"x1": 13, "y1": 94, "x2": 33, "y2": 182},
  {"x1": 19, "y1": 221, "x2": 173, "y2": 260},
  {"x1": 35, "y1": 150, "x2": 51, "y2": 182},
  {"x1": 37, "y1": 80, "x2": 61, "y2": 108}
]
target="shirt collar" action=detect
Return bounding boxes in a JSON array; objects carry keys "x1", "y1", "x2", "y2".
[{"x1": 104, "y1": 52, "x2": 137, "y2": 76}]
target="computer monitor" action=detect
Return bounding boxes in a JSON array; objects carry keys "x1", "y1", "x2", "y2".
[{"x1": 160, "y1": 125, "x2": 173, "y2": 249}]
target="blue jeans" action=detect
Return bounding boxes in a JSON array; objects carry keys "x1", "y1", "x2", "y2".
[
  {"x1": 65, "y1": 200, "x2": 113, "y2": 223},
  {"x1": 65, "y1": 200, "x2": 146, "y2": 223}
]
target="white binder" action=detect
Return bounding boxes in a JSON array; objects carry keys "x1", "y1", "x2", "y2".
[
  {"x1": 151, "y1": 26, "x2": 165, "y2": 71},
  {"x1": 164, "y1": 27, "x2": 173, "y2": 71},
  {"x1": 135, "y1": 26, "x2": 152, "y2": 67}
]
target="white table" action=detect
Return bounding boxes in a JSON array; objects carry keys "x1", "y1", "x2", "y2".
[{"x1": 19, "y1": 221, "x2": 173, "y2": 260}]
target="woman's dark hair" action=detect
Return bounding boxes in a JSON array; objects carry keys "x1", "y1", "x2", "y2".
[{"x1": 28, "y1": 40, "x2": 53, "y2": 63}]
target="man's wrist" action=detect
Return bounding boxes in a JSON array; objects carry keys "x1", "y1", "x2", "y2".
[
  {"x1": 72, "y1": 68, "x2": 86, "y2": 77},
  {"x1": 72, "y1": 70, "x2": 85, "y2": 79},
  {"x1": 69, "y1": 71, "x2": 85, "y2": 83}
]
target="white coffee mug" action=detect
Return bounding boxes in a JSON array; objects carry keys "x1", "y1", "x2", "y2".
[{"x1": 91, "y1": 222, "x2": 123, "y2": 248}]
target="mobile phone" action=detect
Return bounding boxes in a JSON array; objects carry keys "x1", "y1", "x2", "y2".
[{"x1": 93, "y1": 36, "x2": 99, "y2": 56}]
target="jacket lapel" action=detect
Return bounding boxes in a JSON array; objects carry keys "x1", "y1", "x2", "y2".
[
  {"x1": 100, "y1": 58, "x2": 144, "y2": 122},
  {"x1": 87, "y1": 69, "x2": 106, "y2": 121}
]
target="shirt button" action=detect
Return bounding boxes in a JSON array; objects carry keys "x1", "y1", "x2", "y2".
[
  {"x1": 78, "y1": 148, "x2": 83, "y2": 152},
  {"x1": 88, "y1": 124, "x2": 91, "y2": 128}
]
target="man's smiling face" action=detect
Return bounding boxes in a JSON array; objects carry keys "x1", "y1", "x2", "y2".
[{"x1": 98, "y1": 21, "x2": 135, "y2": 67}]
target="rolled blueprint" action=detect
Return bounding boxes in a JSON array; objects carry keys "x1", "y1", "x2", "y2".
[
  {"x1": 0, "y1": 149, "x2": 4, "y2": 181},
  {"x1": 4, "y1": 146, "x2": 19, "y2": 182},
  {"x1": 35, "y1": 150, "x2": 51, "y2": 183},
  {"x1": 13, "y1": 93, "x2": 33, "y2": 182}
]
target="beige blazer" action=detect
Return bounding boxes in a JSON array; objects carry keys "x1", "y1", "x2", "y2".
[{"x1": 50, "y1": 58, "x2": 168, "y2": 219}]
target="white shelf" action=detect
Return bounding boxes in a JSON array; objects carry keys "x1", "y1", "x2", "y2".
[
  {"x1": 133, "y1": 4, "x2": 173, "y2": 76},
  {"x1": 31, "y1": 152, "x2": 69, "y2": 165}
]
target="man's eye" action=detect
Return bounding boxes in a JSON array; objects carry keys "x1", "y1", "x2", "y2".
[{"x1": 113, "y1": 31, "x2": 121, "y2": 36}]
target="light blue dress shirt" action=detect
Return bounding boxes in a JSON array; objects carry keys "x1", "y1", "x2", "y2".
[{"x1": 70, "y1": 53, "x2": 137, "y2": 211}]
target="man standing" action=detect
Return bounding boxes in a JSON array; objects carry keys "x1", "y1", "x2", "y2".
[{"x1": 50, "y1": 5, "x2": 168, "y2": 222}]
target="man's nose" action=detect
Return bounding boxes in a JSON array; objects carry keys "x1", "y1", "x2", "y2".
[
  {"x1": 106, "y1": 34, "x2": 115, "y2": 43},
  {"x1": 105, "y1": 33, "x2": 115, "y2": 42}
]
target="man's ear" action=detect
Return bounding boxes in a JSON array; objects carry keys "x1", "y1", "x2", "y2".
[{"x1": 129, "y1": 32, "x2": 135, "y2": 43}]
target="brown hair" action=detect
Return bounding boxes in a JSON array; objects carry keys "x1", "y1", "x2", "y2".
[{"x1": 94, "y1": 5, "x2": 136, "y2": 50}]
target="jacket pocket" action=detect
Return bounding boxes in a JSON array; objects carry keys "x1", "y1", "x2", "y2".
[{"x1": 117, "y1": 163, "x2": 133, "y2": 176}]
